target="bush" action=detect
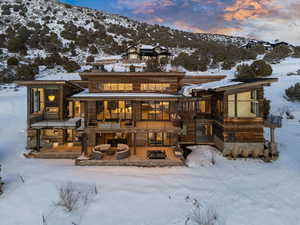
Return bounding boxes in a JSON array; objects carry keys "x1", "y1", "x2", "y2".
[
  {"x1": 7, "y1": 37, "x2": 27, "y2": 53},
  {"x1": 144, "y1": 59, "x2": 163, "y2": 72},
  {"x1": 285, "y1": 83, "x2": 300, "y2": 102},
  {"x1": 264, "y1": 45, "x2": 292, "y2": 63},
  {"x1": 222, "y1": 59, "x2": 235, "y2": 70},
  {"x1": 15, "y1": 64, "x2": 38, "y2": 80},
  {"x1": 235, "y1": 64, "x2": 256, "y2": 79},
  {"x1": 55, "y1": 182, "x2": 98, "y2": 212},
  {"x1": 250, "y1": 60, "x2": 272, "y2": 77},
  {"x1": 293, "y1": 46, "x2": 300, "y2": 58},
  {"x1": 62, "y1": 59, "x2": 81, "y2": 72},
  {"x1": 236, "y1": 60, "x2": 272, "y2": 79},
  {"x1": 7, "y1": 57, "x2": 19, "y2": 66},
  {"x1": 172, "y1": 53, "x2": 207, "y2": 71}
]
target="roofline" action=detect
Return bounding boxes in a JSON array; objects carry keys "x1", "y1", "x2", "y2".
[
  {"x1": 214, "y1": 78, "x2": 278, "y2": 92},
  {"x1": 79, "y1": 72, "x2": 186, "y2": 77},
  {"x1": 16, "y1": 80, "x2": 84, "y2": 90},
  {"x1": 190, "y1": 78, "x2": 278, "y2": 94},
  {"x1": 183, "y1": 75, "x2": 227, "y2": 79}
]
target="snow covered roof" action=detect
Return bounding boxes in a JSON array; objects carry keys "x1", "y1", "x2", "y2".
[
  {"x1": 70, "y1": 89, "x2": 182, "y2": 99},
  {"x1": 36, "y1": 72, "x2": 81, "y2": 81},
  {"x1": 140, "y1": 45, "x2": 154, "y2": 50},
  {"x1": 31, "y1": 118, "x2": 81, "y2": 128},
  {"x1": 181, "y1": 79, "x2": 241, "y2": 96},
  {"x1": 181, "y1": 78, "x2": 278, "y2": 96}
]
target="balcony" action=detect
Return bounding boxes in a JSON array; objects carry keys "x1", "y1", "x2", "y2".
[{"x1": 264, "y1": 115, "x2": 282, "y2": 128}]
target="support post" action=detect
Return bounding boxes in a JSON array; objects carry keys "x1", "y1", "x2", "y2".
[
  {"x1": 36, "y1": 129, "x2": 41, "y2": 152},
  {"x1": 270, "y1": 127, "x2": 275, "y2": 143},
  {"x1": 134, "y1": 132, "x2": 137, "y2": 155}
]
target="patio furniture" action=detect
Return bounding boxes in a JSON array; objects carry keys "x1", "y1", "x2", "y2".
[
  {"x1": 116, "y1": 144, "x2": 130, "y2": 160},
  {"x1": 91, "y1": 149, "x2": 104, "y2": 160},
  {"x1": 94, "y1": 144, "x2": 111, "y2": 153},
  {"x1": 147, "y1": 150, "x2": 166, "y2": 160}
]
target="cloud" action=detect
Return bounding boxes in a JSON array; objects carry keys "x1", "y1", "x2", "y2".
[
  {"x1": 67, "y1": 0, "x2": 297, "y2": 45},
  {"x1": 224, "y1": 0, "x2": 276, "y2": 21}
]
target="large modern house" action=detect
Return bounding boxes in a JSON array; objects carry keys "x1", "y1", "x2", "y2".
[{"x1": 18, "y1": 72, "x2": 281, "y2": 166}]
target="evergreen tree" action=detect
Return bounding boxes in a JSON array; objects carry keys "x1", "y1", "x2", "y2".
[
  {"x1": 251, "y1": 60, "x2": 272, "y2": 77},
  {"x1": 144, "y1": 59, "x2": 163, "y2": 72}
]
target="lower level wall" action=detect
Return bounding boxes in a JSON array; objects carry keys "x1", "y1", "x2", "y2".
[{"x1": 214, "y1": 135, "x2": 265, "y2": 158}]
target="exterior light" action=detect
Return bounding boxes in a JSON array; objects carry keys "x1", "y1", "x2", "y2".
[{"x1": 48, "y1": 95, "x2": 56, "y2": 102}]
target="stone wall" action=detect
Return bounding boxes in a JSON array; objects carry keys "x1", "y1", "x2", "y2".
[
  {"x1": 214, "y1": 135, "x2": 265, "y2": 158},
  {"x1": 76, "y1": 159, "x2": 185, "y2": 167}
]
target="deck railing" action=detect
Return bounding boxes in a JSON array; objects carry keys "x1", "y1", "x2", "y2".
[{"x1": 265, "y1": 114, "x2": 282, "y2": 128}]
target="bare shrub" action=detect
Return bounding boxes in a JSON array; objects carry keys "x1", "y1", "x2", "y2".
[
  {"x1": 55, "y1": 182, "x2": 98, "y2": 212},
  {"x1": 185, "y1": 197, "x2": 223, "y2": 225},
  {"x1": 191, "y1": 207, "x2": 219, "y2": 225}
]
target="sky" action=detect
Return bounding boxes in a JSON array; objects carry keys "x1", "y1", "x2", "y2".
[{"x1": 61, "y1": 0, "x2": 300, "y2": 45}]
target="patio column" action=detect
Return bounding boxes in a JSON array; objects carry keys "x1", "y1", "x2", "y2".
[
  {"x1": 133, "y1": 132, "x2": 137, "y2": 155},
  {"x1": 36, "y1": 129, "x2": 40, "y2": 152},
  {"x1": 270, "y1": 127, "x2": 276, "y2": 143}
]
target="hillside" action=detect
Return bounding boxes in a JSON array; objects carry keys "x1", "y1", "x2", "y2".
[{"x1": 0, "y1": 0, "x2": 255, "y2": 81}]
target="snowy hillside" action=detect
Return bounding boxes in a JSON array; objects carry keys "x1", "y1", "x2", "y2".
[
  {"x1": 0, "y1": 0, "x2": 254, "y2": 80},
  {"x1": 0, "y1": 58, "x2": 300, "y2": 225}
]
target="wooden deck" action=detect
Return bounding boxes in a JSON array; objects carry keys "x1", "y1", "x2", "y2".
[
  {"x1": 76, "y1": 146, "x2": 184, "y2": 167},
  {"x1": 26, "y1": 145, "x2": 82, "y2": 159},
  {"x1": 26, "y1": 145, "x2": 185, "y2": 167}
]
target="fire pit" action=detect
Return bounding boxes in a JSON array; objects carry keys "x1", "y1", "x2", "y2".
[{"x1": 147, "y1": 150, "x2": 166, "y2": 160}]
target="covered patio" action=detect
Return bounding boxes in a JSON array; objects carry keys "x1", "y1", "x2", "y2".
[{"x1": 76, "y1": 146, "x2": 185, "y2": 167}]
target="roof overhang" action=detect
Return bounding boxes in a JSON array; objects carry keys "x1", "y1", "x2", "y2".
[
  {"x1": 16, "y1": 80, "x2": 83, "y2": 90},
  {"x1": 214, "y1": 78, "x2": 278, "y2": 92},
  {"x1": 31, "y1": 118, "x2": 81, "y2": 129},
  {"x1": 79, "y1": 72, "x2": 186, "y2": 79}
]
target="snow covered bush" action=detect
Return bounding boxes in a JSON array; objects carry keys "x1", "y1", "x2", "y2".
[
  {"x1": 7, "y1": 57, "x2": 19, "y2": 66},
  {"x1": 285, "y1": 83, "x2": 300, "y2": 102},
  {"x1": 190, "y1": 207, "x2": 219, "y2": 225},
  {"x1": 185, "y1": 197, "x2": 222, "y2": 225},
  {"x1": 264, "y1": 45, "x2": 293, "y2": 63},
  {"x1": 236, "y1": 60, "x2": 272, "y2": 80},
  {"x1": 55, "y1": 182, "x2": 98, "y2": 212},
  {"x1": 186, "y1": 146, "x2": 221, "y2": 168}
]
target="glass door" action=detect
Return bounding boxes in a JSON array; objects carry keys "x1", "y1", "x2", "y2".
[{"x1": 196, "y1": 122, "x2": 213, "y2": 143}]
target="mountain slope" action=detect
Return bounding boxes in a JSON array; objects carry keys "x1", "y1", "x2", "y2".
[{"x1": 0, "y1": 0, "x2": 254, "y2": 80}]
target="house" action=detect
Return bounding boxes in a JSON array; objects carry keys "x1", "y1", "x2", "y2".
[
  {"x1": 242, "y1": 40, "x2": 293, "y2": 52},
  {"x1": 123, "y1": 44, "x2": 171, "y2": 63},
  {"x1": 18, "y1": 72, "x2": 280, "y2": 166}
]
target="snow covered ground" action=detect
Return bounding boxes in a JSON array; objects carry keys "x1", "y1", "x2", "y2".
[{"x1": 0, "y1": 58, "x2": 300, "y2": 225}]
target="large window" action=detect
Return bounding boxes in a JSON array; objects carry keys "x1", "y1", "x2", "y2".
[
  {"x1": 141, "y1": 83, "x2": 171, "y2": 91},
  {"x1": 30, "y1": 88, "x2": 44, "y2": 113},
  {"x1": 197, "y1": 100, "x2": 211, "y2": 113},
  {"x1": 148, "y1": 132, "x2": 171, "y2": 146},
  {"x1": 141, "y1": 101, "x2": 170, "y2": 120},
  {"x1": 97, "y1": 83, "x2": 133, "y2": 91},
  {"x1": 228, "y1": 91, "x2": 259, "y2": 118},
  {"x1": 74, "y1": 101, "x2": 81, "y2": 118},
  {"x1": 96, "y1": 101, "x2": 132, "y2": 120}
]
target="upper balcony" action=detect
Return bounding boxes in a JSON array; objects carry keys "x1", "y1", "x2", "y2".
[{"x1": 264, "y1": 114, "x2": 282, "y2": 128}]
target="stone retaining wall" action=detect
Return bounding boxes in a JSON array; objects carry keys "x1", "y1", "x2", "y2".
[{"x1": 75, "y1": 159, "x2": 185, "y2": 167}]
